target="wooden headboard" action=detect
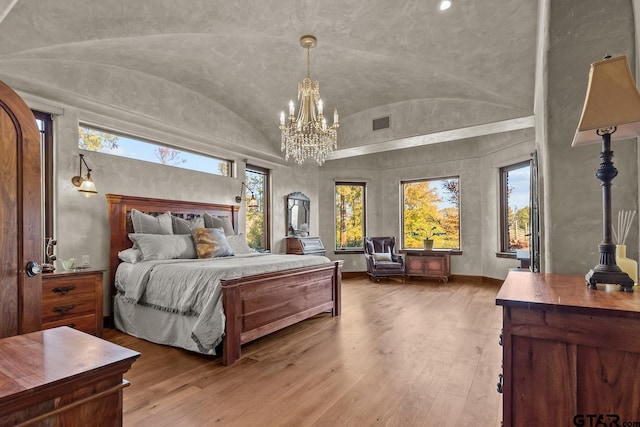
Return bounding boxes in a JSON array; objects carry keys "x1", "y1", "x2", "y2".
[{"x1": 106, "y1": 193, "x2": 239, "y2": 300}]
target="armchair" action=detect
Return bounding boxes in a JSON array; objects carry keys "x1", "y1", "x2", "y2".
[{"x1": 364, "y1": 236, "x2": 405, "y2": 282}]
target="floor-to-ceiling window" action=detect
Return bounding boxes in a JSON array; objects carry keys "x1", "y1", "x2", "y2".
[
  {"x1": 34, "y1": 111, "x2": 54, "y2": 260},
  {"x1": 245, "y1": 165, "x2": 270, "y2": 251},
  {"x1": 401, "y1": 177, "x2": 460, "y2": 249},
  {"x1": 499, "y1": 161, "x2": 531, "y2": 253},
  {"x1": 334, "y1": 182, "x2": 366, "y2": 251}
]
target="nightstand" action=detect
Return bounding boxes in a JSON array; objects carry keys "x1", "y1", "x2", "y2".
[
  {"x1": 41, "y1": 269, "x2": 104, "y2": 336},
  {"x1": 286, "y1": 236, "x2": 326, "y2": 255}
]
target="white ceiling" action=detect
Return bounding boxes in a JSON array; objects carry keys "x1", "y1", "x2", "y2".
[{"x1": 0, "y1": 0, "x2": 538, "y2": 158}]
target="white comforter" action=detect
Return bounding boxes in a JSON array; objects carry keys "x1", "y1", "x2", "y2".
[{"x1": 115, "y1": 253, "x2": 331, "y2": 352}]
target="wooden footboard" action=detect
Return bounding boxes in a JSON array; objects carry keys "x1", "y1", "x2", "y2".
[{"x1": 221, "y1": 260, "x2": 342, "y2": 365}]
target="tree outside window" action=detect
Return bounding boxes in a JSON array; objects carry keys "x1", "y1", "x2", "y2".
[
  {"x1": 245, "y1": 166, "x2": 269, "y2": 251},
  {"x1": 335, "y1": 183, "x2": 366, "y2": 250},
  {"x1": 500, "y1": 162, "x2": 531, "y2": 252},
  {"x1": 402, "y1": 177, "x2": 460, "y2": 249}
]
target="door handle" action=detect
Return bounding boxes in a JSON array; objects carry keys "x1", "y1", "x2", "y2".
[{"x1": 26, "y1": 261, "x2": 41, "y2": 277}]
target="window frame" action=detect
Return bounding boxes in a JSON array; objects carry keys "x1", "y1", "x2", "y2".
[
  {"x1": 34, "y1": 111, "x2": 54, "y2": 245},
  {"x1": 401, "y1": 176, "x2": 461, "y2": 250},
  {"x1": 334, "y1": 181, "x2": 367, "y2": 253},
  {"x1": 245, "y1": 164, "x2": 270, "y2": 251},
  {"x1": 78, "y1": 124, "x2": 233, "y2": 177},
  {"x1": 499, "y1": 160, "x2": 532, "y2": 254}
]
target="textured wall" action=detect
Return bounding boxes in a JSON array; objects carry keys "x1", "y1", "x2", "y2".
[
  {"x1": 320, "y1": 128, "x2": 535, "y2": 280},
  {"x1": 543, "y1": 0, "x2": 638, "y2": 275}
]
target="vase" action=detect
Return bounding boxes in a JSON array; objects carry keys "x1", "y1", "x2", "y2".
[
  {"x1": 424, "y1": 239, "x2": 434, "y2": 250},
  {"x1": 616, "y1": 245, "x2": 638, "y2": 284}
]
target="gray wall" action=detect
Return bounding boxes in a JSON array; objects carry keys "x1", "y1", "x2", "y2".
[
  {"x1": 319, "y1": 129, "x2": 535, "y2": 280},
  {"x1": 542, "y1": 0, "x2": 639, "y2": 275}
]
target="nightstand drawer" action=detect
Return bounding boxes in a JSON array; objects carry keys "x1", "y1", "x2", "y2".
[
  {"x1": 42, "y1": 275, "x2": 95, "y2": 300},
  {"x1": 41, "y1": 314, "x2": 97, "y2": 334},
  {"x1": 42, "y1": 293, "x2": 97, "y2": 323},
  {"x1": 41, "y1": 270, "x2": 104, "y2": 336}
]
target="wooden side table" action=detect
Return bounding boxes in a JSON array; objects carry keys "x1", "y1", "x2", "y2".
[
  {"x1": 41, "y1": 269, "x2": 104, "y2": 336},
  {"x1": 0, "y1": 327, "x2": 139, "y2": 426},
  {"x1": 401, "y1": 249, "x2": 451, "y2": 282}
]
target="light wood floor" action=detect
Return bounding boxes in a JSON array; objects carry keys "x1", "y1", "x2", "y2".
[{"x1": 104, "y1": 276, "x2": 504, "y2": 426}]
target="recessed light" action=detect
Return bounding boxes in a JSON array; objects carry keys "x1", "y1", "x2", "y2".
[{"x1": 439, "y1": 0, "x2": 452, "y2": 11}]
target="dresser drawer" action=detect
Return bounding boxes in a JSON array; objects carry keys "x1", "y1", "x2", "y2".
[
  {"x1": 42, "y1": 275, "x2": 96, "y2": 301},
  {"x1": 41, "y1": 293, "x2": 97, "y2": 323},
  {"x1": 41, "y1": 314, "x2": 97, "y2": 334}
]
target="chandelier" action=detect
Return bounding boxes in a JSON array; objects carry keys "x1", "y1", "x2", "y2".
[{"x1": 280, "y1": 35, "x2": 339, "y2": 165}]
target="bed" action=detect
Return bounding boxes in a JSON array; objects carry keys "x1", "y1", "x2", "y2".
[{"x1": 106, "y1": 194, "x2": 342, "y2": 365}]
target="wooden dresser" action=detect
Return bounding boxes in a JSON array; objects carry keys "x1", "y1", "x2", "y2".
[
  {"x1": 41, "y1": 269, "x2": 104, "y2": 337},
  {"x1": 0, "y1": 327, "x2": 139, "y2": 426},
  {"x1": 286, "y1": 236, "x2": 326, "y2": 256},
  {"x1": 496, "y1": 272, "x2": 640, "y2": 426},
  {"x1": 401, "y1": 249, "x2": 451, "y2": 282}
]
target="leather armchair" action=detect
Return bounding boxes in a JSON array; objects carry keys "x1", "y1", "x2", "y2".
[{"x1": 364, "y1": 236, "x2": 405, "y2": 281}]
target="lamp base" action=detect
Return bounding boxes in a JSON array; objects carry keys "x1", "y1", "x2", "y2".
[{"x1": 585, "y1": 267, "x2": 634, "y2": 292}]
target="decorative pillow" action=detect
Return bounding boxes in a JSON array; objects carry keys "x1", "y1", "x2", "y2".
[
  {"x1": 203, "y1": 213, "x2": 235, "y2": 236},
  {"x1": 372, "y1": 252, "x2": 393, "y2": 262},
  {"x1": 226, "y1": 234, "x2": 254, "y2": 255},
  {"x1": 118, "y1": 248, "x2": 143, "y2": 264},
  {"x1": 191, "y1": 227, "x2": 234, "y2": 258},
  {"x1": 172, "y1": 215, "x2": 205, "y2": 235},
  {"x1": 128, "y1": 233, "x2": 197, "y2": 260},
  {"x1": 131, "y1": 209, "x2": 173, "y2": 235}
]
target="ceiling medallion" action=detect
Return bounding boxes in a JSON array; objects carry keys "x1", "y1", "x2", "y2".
[{"x1": 280, "y1": 35, "x2": 339, "y2": 165}]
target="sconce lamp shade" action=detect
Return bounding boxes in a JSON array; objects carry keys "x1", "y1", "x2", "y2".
[
  {"x1": 572, "y1": 55, "x2": 640, "y2": 146},
  {"x1": 78, "y1": 176, "x2": 98, "y2": 197},
  {"x1": 71, "y1": 153, "x2": 98, "y2": 197}
]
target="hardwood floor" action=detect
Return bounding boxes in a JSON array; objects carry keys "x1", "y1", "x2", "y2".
[{"x1": 104, "y1": 276, "x2": 504, "y2": 426}]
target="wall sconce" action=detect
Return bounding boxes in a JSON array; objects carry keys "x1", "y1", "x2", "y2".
[
  {"x1": 71, "y1": 153, "x2": 98, "y2": 197},
  {"x1": 235, "y1": 182, "x2": 259, "y2": 209},
  {"x1": 572, "y1": 54, "x2": 640, "y2": 292}
]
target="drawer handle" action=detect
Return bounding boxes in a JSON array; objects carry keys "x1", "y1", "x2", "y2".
[
  {"x1": 497, "y1": 373, "x2": 503, "y2": 394},
  {"x1": 53, "y1": 304, "x2": 75, "y2": 315},
  {"x1": 499, "y1": 332, "x2": 503, "y2": 346},
  {"x1": 52, "y1": 285, "x2": 76, "y2": 296}
]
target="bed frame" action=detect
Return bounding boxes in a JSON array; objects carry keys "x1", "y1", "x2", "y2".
[{"x1": 106, "y1": 194, "x2": 342, "y2": 365}]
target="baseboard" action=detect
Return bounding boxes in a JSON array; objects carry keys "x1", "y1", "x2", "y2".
[{"x1": 341, "y1": 271, "x2": 368, "y2": 279}]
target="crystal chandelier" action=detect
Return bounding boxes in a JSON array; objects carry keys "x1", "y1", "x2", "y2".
[{"x1": 280, "y1": 35, "x2": 339, "y2": 165}]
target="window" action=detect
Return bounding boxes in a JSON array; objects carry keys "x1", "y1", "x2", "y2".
[
  {"x1": 78, "y1": 125, "x2": 232, "y2": 176},
  {"x1": 245, "y1": 165, "x2": 270, "y2": 251},
  {"x1": 500, "y1": 161, "x2": 531, "y2": 252},
  {"x1": 34, "y1": 111, "x2": 54, "y2": 243},
  {"x1": 335, "y1": 182, "x2": 366, "y2": 250},
  {"x1": 402, "y1": 177, "x2": 460, "y2": 250}
]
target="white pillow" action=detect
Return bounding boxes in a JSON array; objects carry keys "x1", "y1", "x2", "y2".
[
  {"x1": 203, "y1": 213, "x2": 235, "y2": 236},
  {"x1": 226, "y1": 234, "x2": 254, "y2": 255},
  {"x1": 131, "y1": 209, "x2": 173, "y2": 235},
  {"x1": 172, "y1": 215, "x2": 205, "y2": 234},
  {"x1": 372, "y1": 252, "x2": 392, "y2": 262},
  {"x1": 128, "y1": 233, "x2": 196, "y2": 260},
  {"x1": 118, "y1": 248, "x2": 143, "y2": 264}
]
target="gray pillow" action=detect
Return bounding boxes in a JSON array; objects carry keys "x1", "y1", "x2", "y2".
[
  {"x1": 118, "y1": 248, "x2": 143, "y2": 264},
  {"x1": 226, "y1": 234, "x2": 254, "y2": 254},
  {"x1": 131, "y1": 209, "x2": 173, "y2": 235},
  {"x1": 191, "y1": 227, "x2": 234, "y2": 258},
  {"x1": 172, "y1": 215, "x2": 205, "y2": 234},
  {"x1": 203, "y1": 213, "x2": 235, "y2": 236},
  {"x1": 128, "y1": 233, "x2": 197, "y2": 260}
]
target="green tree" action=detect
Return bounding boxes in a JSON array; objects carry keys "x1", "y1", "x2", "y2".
[
  {"x1": 335, "y1": 184, "x2": 364, "y2": 248},
  {"x1": 78, "y1": 127, "x2": 119, "y2": 151}
]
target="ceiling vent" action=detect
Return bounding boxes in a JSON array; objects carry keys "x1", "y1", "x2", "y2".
[{"x1": 372, "y1": 116, "x2": 390, "y2": 131}]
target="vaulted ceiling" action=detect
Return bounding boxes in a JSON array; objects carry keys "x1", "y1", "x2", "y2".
[{"x1": 0, "y1": 0, "x2": 538, "y2": 161}]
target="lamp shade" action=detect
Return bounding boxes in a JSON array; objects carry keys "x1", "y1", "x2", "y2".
[
  {"x1": 572, "y1": 55, "x2": 640, "y2": 146},
  {"x1": 78, "y1": 177, "x2": 98, "y2": 197}
]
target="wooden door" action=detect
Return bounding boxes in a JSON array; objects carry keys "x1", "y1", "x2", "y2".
[{"x1": 0, "y1": 80, "x2": 42, "y2": 337}]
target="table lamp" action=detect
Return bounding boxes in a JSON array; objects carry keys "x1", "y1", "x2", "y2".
[{"x1": 572, "y1": 55, "x2": 640, "y2": 292}]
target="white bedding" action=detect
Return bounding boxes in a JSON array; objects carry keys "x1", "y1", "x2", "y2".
[{"x1": 115, "y1": 253, "x2": 331, "y2": 353}]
